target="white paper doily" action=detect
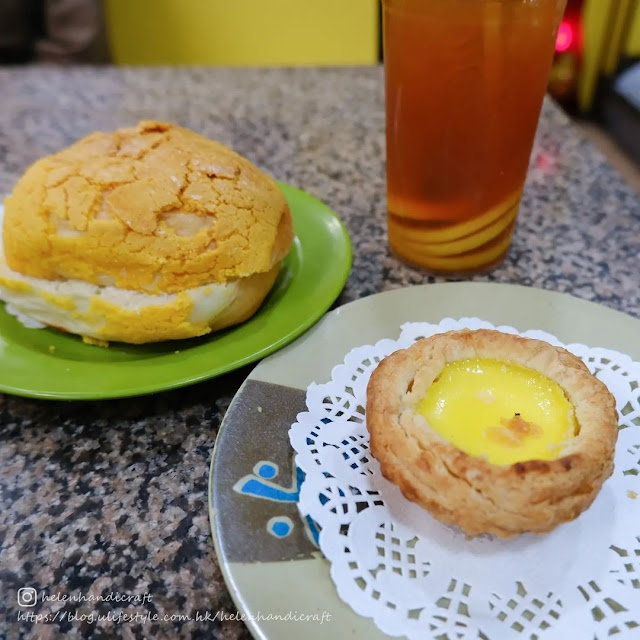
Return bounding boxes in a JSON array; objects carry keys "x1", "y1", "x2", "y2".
[{"x1": 289, "y1": 318, "x2": 640, "y2": 640}]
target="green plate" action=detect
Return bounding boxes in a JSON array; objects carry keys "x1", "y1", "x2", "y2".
[{"x1": 0, "y1": 183, "x2": 352, "y2": 400}]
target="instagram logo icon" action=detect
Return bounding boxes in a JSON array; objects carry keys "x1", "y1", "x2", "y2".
[{"x1": 17, "y1": 588, "x2": 38, "y2": 607}]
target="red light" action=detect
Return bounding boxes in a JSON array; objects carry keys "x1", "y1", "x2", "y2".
[{"x1": 556, "y1": 21, "x2": 573, "y2": 53}]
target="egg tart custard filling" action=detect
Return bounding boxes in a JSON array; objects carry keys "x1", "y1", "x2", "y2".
[{"x1": 417, "y1": 357, "x2": 578, "y2": 466}]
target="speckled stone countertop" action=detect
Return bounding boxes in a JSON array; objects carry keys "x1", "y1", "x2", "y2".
[{"x1": 1, "y1": 67, "x2": 639, "y2": 640}]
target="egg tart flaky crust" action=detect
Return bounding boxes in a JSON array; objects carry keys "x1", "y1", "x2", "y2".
[{"x1": 366, "y1": 329, "x2": 619, "y2": 539}]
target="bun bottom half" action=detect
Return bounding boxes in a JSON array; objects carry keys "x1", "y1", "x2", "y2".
[{"x1": 0, "y1": 260, "x2": 281, "y2": 345}]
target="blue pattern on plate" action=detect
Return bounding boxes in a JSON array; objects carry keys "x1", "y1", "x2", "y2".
[{"x1": 233, "y1": 459, "x2": 320, "y2": 545}]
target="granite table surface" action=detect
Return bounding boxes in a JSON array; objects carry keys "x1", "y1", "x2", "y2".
[{"x1": 1, "y1": 66, "x2": 639, "y2": 640}]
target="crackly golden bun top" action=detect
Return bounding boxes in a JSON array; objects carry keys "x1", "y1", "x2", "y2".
[{"x1": 2, "y1": 120, "x2": 293, "y2": 294}]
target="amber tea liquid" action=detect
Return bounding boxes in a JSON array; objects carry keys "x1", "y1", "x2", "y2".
[{"x1": 383, "y1": 0, "x2": 566, "y2": 272}]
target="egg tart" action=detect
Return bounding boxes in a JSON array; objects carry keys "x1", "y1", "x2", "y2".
[{"x1": 366, "y1": 329, "x2": 618, "y2": 538}]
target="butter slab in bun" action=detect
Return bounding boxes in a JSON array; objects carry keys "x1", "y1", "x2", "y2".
[{"x1": 0, "y1": 121, "x2": 294, "y2": 344}]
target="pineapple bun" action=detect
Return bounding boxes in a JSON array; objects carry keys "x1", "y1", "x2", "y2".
[{"x1": 0, "y1": 121, "x2": 294, "y2": 344}]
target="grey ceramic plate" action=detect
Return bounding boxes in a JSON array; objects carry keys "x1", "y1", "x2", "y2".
[{"x1": 209, "y1": 282, "x2": 640, "y2": 640}]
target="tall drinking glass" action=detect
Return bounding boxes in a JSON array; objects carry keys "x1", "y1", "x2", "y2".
[{"x1": 383, "y1": 0, "x2": 567, "y2": 273}]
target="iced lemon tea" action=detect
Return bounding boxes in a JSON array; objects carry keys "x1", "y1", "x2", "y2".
[{"x1": 383, "y1": 0, "x2": 566, "y2": 272}]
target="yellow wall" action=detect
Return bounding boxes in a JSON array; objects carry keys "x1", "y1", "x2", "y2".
[
  {"x1": 579, "y1": 0, "x2": 639, "y2": 111},
  {"x1": 627, "y1": 1, "x2": 640, "y2": 56},
  {"x1": 104, "y1": 0, "x2": 379, "y2": 66}
]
